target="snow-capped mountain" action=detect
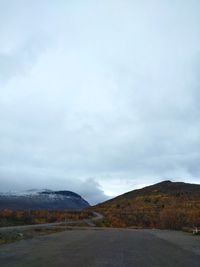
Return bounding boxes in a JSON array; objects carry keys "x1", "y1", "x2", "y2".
[{"x1": 0, "y1": 189, "x2": 90, "y2": 210}]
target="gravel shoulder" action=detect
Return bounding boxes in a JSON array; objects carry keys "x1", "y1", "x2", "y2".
[{"x1": 143, "y1": 229, "x2": 200, "y2": 256}]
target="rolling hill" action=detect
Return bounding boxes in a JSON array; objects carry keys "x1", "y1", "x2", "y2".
[{"x1": 93, "y1": 180, "x2": 200, "y2": 230}]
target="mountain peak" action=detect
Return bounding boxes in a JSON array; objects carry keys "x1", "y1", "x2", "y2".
[
  {"x1": 159, "y1": 180, "x2": 172, "y2": 184},
  {"x1": 0, "y1": 189, "x2": 90, "y2": 210}
]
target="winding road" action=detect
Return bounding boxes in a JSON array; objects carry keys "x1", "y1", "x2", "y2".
[{"x1": 0, "y1": 212, "x2": 103, "y2": 232}]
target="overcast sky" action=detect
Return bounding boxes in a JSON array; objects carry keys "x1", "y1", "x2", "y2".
[{"x1": 0, "y1": 0, "x2": 200, "y2": 204}]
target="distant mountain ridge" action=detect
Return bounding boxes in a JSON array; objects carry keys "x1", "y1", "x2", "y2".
[
  {"x1": 93, "y1": 180, "x2": 200, "y2": 229},
  {"x1": 0, "y1": 189, "x2": 90, "y2": 210}
]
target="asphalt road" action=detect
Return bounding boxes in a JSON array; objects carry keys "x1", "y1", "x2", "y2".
[{"x1": 0, "y1": 229, "x2": 200, "y2": 267}]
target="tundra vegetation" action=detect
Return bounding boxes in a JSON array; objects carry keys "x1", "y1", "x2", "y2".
[
  {"x1": 93, "y1": 181, "x2": 200, "y2": 230},
  {"x1": 0, "y1": 210, "x2": 93, "y2": 227}
]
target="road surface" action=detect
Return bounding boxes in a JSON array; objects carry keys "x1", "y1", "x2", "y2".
[
  {"x1": 0, "y1": 228, "x2": 200, "y2": 267},
  {"x1": 0, "y1": 212, "x2": 103, "y2": 232}
]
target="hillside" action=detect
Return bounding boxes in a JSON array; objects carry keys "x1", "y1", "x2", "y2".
[
  {"x1": 0, "y1": 189, "x2": 90, "y2": 210},
  {"x1": 93, "y1": 181, "x2": 200, "y2": 230}
]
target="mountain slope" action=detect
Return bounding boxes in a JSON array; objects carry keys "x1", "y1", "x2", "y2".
[
  {"x1": 0, "y1": 189, "x2": 90, "y2": 210},
  {"x1": 93, "y1": 181, "x2": 200, "y2": 229}
]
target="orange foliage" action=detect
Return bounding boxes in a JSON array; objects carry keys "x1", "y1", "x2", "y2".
[
  {"x1": 93, "y1": 193, "x2": 200, "y2": 230},
  {"x1": 0, "y1": 209, "x2": 93, "y2": 227}
]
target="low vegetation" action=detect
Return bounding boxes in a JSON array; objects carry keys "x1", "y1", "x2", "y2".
[
  {"x1": 93, "y1": 181, "x2": 200, "y2": 230},
  {"x1": 0, "y1": 209, "x2": 93, "y2": 227}
]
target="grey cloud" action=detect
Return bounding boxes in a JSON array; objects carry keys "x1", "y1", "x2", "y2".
[
  {"x1": 0, "y1": 53, "x2": 24, "y2": 82},
  {"x1": 0, "y1": 1, "x2": 200, "y2": 203},
  {"x1": 0, "y1": 167, "x2": 107, "y2": 205},
  {"x1": 75, "y1": 178, "x2": 109, "y2": 205},
  {"x1": 0, "y1": 36, "x2": 49, "y2": 82}
]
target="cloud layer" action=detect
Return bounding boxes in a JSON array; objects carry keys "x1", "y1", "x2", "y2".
[{"x1": 0, "y1": 0, "x2": 200, "y2": 203}]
